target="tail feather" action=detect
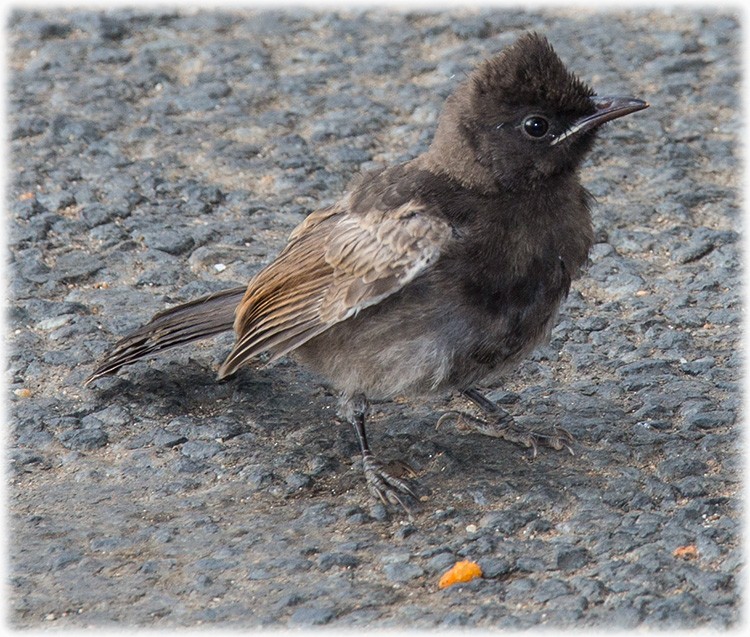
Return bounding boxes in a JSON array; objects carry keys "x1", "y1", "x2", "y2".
[{"x1": 85, "y1": 286, "x2": 246, "y2": 385}]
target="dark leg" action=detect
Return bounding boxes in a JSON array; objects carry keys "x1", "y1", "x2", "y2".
[
  {"x1": 436, "y1": 388, "x2": 575, "y2": 457},
  {"x1": 462, "y1": 388, "x2": 503, "y2": 414},
  {"x1": 339, "y1": 394, "x2": 417, "y2": 512}
]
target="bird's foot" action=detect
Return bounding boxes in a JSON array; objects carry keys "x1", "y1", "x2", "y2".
[
  {"x1": 436, "y1": 410, "x2": 575, "y2": 458},
  {"x1": 361, "y1": 452, "x2": 418, "y2": 514}
]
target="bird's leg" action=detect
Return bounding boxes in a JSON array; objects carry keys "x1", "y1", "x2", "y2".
[
  {"x1": 339, "y1": 393, "x2": 417, "y2": 512},
  {"x1": 436, "y1": 388, "x2": 575, "y2": 457}
]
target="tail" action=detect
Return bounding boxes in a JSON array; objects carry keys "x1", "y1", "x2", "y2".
[{"x1": 85, "y1": 286, "x2": 247, "y2": 386}]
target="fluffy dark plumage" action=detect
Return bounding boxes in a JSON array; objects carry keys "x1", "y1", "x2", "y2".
[
  {"x1": 471, "y1": 33, "x2": 595, "y2": 113},
  {"x1": 86, "y1": 33, "x2": 647, "y2": 511}
]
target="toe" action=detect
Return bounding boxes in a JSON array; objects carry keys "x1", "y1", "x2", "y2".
[{"x1": 362, "y1": 455, "x2": 418, "y2": 514}]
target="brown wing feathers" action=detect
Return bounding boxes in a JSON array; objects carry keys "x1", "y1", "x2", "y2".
[
  {"x1": 218, "y1": 201, "x2": 451, "y2": 378},
  {"x1": 217, "y1": 209, "x2": 343, "y2": 376},
  {"x1": 87, "y1": 197, "x2": 451, "y2": 384}
]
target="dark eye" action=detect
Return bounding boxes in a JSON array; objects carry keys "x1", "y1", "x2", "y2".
[{"x1": 523, "y1": 116, "x2": 549, "y2": 138}]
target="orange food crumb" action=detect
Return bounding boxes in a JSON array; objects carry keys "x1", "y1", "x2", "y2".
[
  {"x1": 18, "y1": 192, "x2": 35, "y2": 201},
  {"x1": 438, "y1": 559, "x2": 482, "y2": 589},
  {"x1": 673, "y1": 545, "x2": 698, "y2": 560}
]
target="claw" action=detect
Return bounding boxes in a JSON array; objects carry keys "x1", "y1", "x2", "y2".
[
  {"x1": 547, "y1": 426, "x2": 575, "y2": 456},
  {"x1": 362, "y1": 453, "x2": 417, "y2": 516},
  {"x1": 528, "y1": 436, "x2": 539, "y2": 459},
  {"x1": 436, "y1": 411, "x2": 462, "y2": 430}
]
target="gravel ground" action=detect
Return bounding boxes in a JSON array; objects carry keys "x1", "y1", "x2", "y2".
[{"x1": 6, "y1": 6, "x2": 742, "y2": 629}]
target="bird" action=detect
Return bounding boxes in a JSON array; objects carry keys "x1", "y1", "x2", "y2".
[{"x1": 85, "y1": 33, "x2": 648, "y2": 511}]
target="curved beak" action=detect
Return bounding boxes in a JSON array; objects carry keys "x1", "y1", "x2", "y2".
[{"x1": 551, "y1": 96, "x2": 649, "y2": 146}]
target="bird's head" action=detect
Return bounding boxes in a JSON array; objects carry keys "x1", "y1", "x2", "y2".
[{"x1": 429, "y1": 33, "x2": 648, "y2": 191}]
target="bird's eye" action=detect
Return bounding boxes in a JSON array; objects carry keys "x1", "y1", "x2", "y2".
[{"x1": 523, "y1": 116, "x2": 549, "y2": 139}]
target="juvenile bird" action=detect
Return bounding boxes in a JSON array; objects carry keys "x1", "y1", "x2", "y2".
[{"x1": 86, "y1": 33, "x2": 648, "y2": 510}]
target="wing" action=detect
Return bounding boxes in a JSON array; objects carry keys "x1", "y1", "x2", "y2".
[{"x1": 217, "y1": 196, "x2": 453, "y2": 378}]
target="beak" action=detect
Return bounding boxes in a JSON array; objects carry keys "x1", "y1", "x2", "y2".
[{"x1": 551, "y1": 96, "x2": 649, "y2": 146}]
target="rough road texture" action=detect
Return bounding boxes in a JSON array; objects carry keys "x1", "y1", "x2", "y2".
[{"x1": 7, "y1": 7, "x2": 741, "y2": 629}]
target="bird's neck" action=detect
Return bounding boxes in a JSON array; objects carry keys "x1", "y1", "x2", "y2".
[
  {"x1": 420, "y1": 134, "x2": 499, "y2": 194},
  {"x1": 420, "y1": 92, "x2": 500, "y2": 194}
]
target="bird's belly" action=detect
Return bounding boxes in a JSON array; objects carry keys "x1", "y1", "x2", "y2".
[
  {"x1": 292, "y1": 276, "x2": 566, "y2": 400},
  {"x1": 293, "y1": 308, "x2": 455, "y2": 400}
]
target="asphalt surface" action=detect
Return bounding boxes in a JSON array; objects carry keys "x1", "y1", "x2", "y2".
[{"x1": 6, "y1": 6, "x2": 741, "y2": 629}]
